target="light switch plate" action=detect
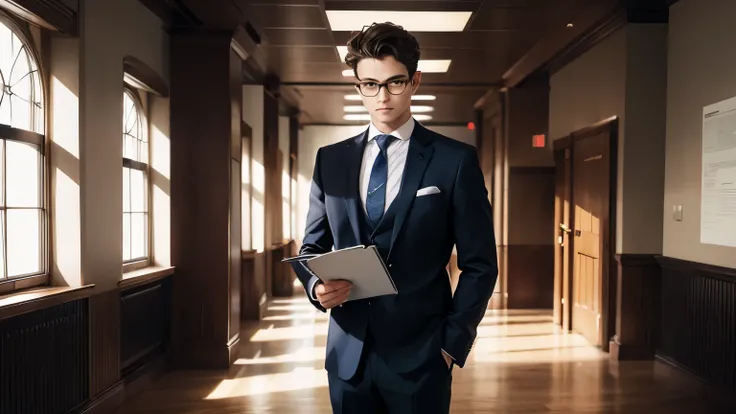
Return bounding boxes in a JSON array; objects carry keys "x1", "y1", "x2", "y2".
[{"x1": 673, "y1": 205, "x2": 683, "y2": 221}]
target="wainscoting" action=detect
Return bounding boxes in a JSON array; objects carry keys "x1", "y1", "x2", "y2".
[
  {"x1": 506, "y1": 166, "x2": 555, "y2": 310},
  {"x1": 610, "y1": 254, "x2": 660, "y2": 360},
  {"x1": 120, "y1": 278, "x2": 171, "y2": 376},
  {"x1": 0, "y1": 272, "x2": 173, "y2": 414},
  {"x1": 656, "y1": 257, "x2": 736, "y2": 394},
  {"x1": 0, "y1": 298, "x2": 89, "y2": 414},
  {"x1": 507, "y1": 244, "x2": 554, "y2": 309}
]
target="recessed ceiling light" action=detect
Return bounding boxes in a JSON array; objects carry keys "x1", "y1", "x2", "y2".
[
  {"x1": 341, "y1": 60, "x2": 452, "y2": 76},
  {"x1": 326, "y1": 10, "x2": 472, "y2": 32},
  {"x1": 343, "y1": 113, "x2": 433, "y2": 122},
  {"x1": 343, "y1": 105, "x2": 434, "y2": 113},
  {"x1": 344, "y1": 94, "x2": 436, "y2": 101}
]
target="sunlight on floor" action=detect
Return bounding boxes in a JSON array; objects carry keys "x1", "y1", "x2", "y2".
[
  {"x1": 234, "y1": 346, "x2": 326, "y2": 365},
  {"x1": 211, "y1": 298, "x2": 606, "y2": 402},
  {"x1": 205, "y1": 367, "x2": 329, "y2": 399}
]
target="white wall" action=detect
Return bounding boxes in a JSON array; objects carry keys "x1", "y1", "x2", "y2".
[
  {"x1": 48, "y1": 0, "x2": 169, "y2": 290},
  {"x1": 295, "y1": 124, "x2": 475, "y2": 243},
  {"x1": 549, "y1": 25, "x2": 668, "y2": 255},
  {"x1": 664, "y1": 0, "x2": 736, "y2": 267}
]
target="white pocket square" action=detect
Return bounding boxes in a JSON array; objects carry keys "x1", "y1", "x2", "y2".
[{"x1": 416, "y1": 186, "x2": 441, "y2": 197}]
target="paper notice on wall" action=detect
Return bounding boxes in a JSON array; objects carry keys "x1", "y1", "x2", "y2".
[{"x1": 701, "y1": 96, "x2": 736, "y2": 247}]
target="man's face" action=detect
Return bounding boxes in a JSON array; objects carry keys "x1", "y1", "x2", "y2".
[{"x1": 355, "y1": 56, "x2": 421, "y2": 126}]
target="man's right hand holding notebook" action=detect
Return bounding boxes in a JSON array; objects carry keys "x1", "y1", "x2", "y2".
[{"x1": 314, "y1": 280, "x2": 352, "y2": 309}]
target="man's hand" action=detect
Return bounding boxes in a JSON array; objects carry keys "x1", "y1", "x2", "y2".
[
  {"x1": 442, "y1": 351, "x2": 452, "y2": 369},
  {"x1": 315, "y1": 280, "x2": 352, "y2": 309}
]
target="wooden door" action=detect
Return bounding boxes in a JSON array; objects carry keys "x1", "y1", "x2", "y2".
[
  {"x1": 553, "y1": 143, "x2": 572, "y2": 329},
  {"x1": 571, "y1": 129, "x2": 610, "y2": 347}
]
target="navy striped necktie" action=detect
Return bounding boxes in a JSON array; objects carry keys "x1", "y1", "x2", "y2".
[{"x1": 366, "y1": 134, "x2": 396, "y2": 224}]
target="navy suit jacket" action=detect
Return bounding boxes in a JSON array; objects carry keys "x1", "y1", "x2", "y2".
[{"x1": 295, "y1": 122, "x2": 498, "y2": 380}]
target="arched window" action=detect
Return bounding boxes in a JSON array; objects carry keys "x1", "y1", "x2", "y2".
[
  {"x1": 122, "y1": 89, "x2": 149, "y2": 266},
  {"x1": 0, "y1": 15, "x2": 45, "y2": 283}
]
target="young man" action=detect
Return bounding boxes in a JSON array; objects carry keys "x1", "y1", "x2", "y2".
[{"x1": 294, "y1": 22, "x2": 498, "y2": 413}]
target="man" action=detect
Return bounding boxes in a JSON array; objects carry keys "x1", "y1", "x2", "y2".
[{"x1": 294, "y1": 22, "x2": 497, "y2": 414}]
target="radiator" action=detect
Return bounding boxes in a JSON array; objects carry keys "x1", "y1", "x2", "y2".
[{"x1": 0, "y1": 299, "x2": 89, "y2": 414}]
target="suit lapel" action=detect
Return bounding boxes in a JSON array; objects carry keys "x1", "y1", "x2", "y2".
[
  {"x1": 387, "y1": 123, "x2": 435, "y2": 259},
  {"x1": 344, "y1": 130, "x2": 368, "y2": 244}
]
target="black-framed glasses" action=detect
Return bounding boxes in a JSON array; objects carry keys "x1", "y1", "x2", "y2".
[{"x1": 355, "y1": 78, "x2": 411, "y2": 97}]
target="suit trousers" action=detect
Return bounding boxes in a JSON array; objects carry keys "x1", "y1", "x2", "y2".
[{"x1": 327, "y1": 332, "x2": 453, "y2": 414}]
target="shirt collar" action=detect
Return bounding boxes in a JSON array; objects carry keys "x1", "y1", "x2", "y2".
[{"x1": 367, "y1": 117, "x2": 415, "y2": 142}]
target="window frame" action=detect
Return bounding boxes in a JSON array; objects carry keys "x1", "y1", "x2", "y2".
[
  {"x1": 0, "y1": 12, "x2": 48, "y2": 294},
  {"x1": 121, "y1": 87, "x2": 151, "y2": 273}
]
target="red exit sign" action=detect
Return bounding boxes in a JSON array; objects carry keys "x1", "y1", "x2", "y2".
[{"x1": 532, "y1": 134, "x2": 546, "y2": 148}]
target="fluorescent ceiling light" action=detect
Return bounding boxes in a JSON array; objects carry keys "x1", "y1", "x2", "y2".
[
  {"x1": 341, "y1": 60, "x2": 452, "y2": 76},
  {"x1": 326, "y1": 10, "x2": 472, "y2": 32},
  {"x1": 337, "y1": 46, "x2": 348, "y2": 62},
  {"x1": 343, "y1": 114, "x2": 372, "y2": 121},
  {"x1": 343, "y1": 114, "x2": 433, "y2": 122},
  {"x1": 344, "y1": 94, "x2": 436, "y2": 101},
  {"x1": 343, "y1": 105, "x2": 434, "y2": 113},
  {"x1": 418, "y1": 60, "x2": 452, "y2": 73},
  {"x1": 343, "y1": 106, "x2": 367, "y2": 112}
]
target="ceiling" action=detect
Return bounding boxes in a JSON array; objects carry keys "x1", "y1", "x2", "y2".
[{"x1": 143, "y1": 0, "x2": 623, "y2": 125}]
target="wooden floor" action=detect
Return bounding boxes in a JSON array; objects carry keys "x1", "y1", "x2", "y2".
[{"x1": 116, "y1": 292, "x2": 734, "y2": 413}]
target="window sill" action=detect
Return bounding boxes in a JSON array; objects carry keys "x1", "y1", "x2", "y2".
[
  {"x1": 0, "y1": 284, "x2": 95, "y2": 321},
  {"x1": 120, "y1": 265, "x2": 175, "y2": 290}
]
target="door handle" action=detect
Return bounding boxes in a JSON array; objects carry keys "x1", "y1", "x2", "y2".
[{"x1": 559, "y1": 223, "x2": 571, "y2": 234}]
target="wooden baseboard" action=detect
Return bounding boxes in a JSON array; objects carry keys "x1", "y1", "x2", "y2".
[
  {"x1": 228, "y1": 333, "x2": 241, "y2": 366},
  {"x1": 609, "y1": 335, "x2": 654, "y2": 360},
  {"x1": 74, "y1": 352, "x2": 169, "y2": 414}
]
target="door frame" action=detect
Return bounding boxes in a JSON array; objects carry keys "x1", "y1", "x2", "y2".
[{"x1": 553, "y1": 116, "x2": 618, "y2": 351}]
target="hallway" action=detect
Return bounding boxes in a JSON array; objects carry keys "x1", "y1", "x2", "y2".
[{"x1": 115, "y1": 290, "x2": 733, "y2": 413}]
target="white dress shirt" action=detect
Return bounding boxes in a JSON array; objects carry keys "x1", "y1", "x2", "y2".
[{"x1": 359, "y1": 117, "x2": 414, "y2": 213}]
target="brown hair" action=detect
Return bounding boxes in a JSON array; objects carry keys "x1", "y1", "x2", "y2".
[{"x1": 344, "y1": 22, "x2": 420, "y2": 79}]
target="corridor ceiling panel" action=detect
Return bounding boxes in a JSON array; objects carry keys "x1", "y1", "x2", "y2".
[{"x1": 158, "y1": 0, "x2": 613, "y2": 125}]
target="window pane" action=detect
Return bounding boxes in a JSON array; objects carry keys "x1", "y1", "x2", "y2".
[
  {"x1": 123, "y1": 213, "x2": 131, "y2": 261},
  {"x1": 131, "y1": 213, "x2": 146, "y2": 260},
  {"x1": 6, "y1": 140, "x2": 40, "y2": 207},
  {"x1": 130, "y1": 169, "x2": 145, "y2": 212},
  {"x1": 0, "y1": 24, "x2": 42, "y2": 134},
  {"x1": 123, "y1": 134, "x2": 136, "y2": 160},
  {"x1": 0, "y1": 211, "x2": 5, "y2": 279},
  {"x1": 6, "y1": 209, "x2": 40, "y2": 277},
  {"x1": 10, "y1": 53, "x2": 32, "y2": 131},
  {"x1": 139, "y1": 139, "x2": 148, "y2": 164},
  {"x1": 123, "y1": 166, "x2": 130, "y2": 213}
]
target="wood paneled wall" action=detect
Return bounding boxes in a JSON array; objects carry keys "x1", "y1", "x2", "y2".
[
  {"x1": 507, "y1": 167, "x2": 555, "y2": 309},
  {"x1": 169, "y1": 31, "x2": 245, "y2": 368},
  {"x1": 610, "y1": 254, "x2": 660, "y2": 360},
  {"x1": 476, "y1": 80, "x2": 554, "y2": 310},
  {"x1": 656, "y1": 257, "x2": 736, "y2": 394},
  {"x1": 120, "y1": 279, "x2": 171, "y2": 376},
  {"x1": 0, "y1": 274, "x2": 172, "y2": 414},
  {"x1": 89, "y1": 290, "x2": 120, "y2": 397},
  {"x1": 0, "y1": 298, "x2": 89, "y2": 414}
]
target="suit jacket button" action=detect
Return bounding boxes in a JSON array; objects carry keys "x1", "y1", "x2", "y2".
[{"x1": 388, "y1": 264, "x2": 392, "y2": 268}]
